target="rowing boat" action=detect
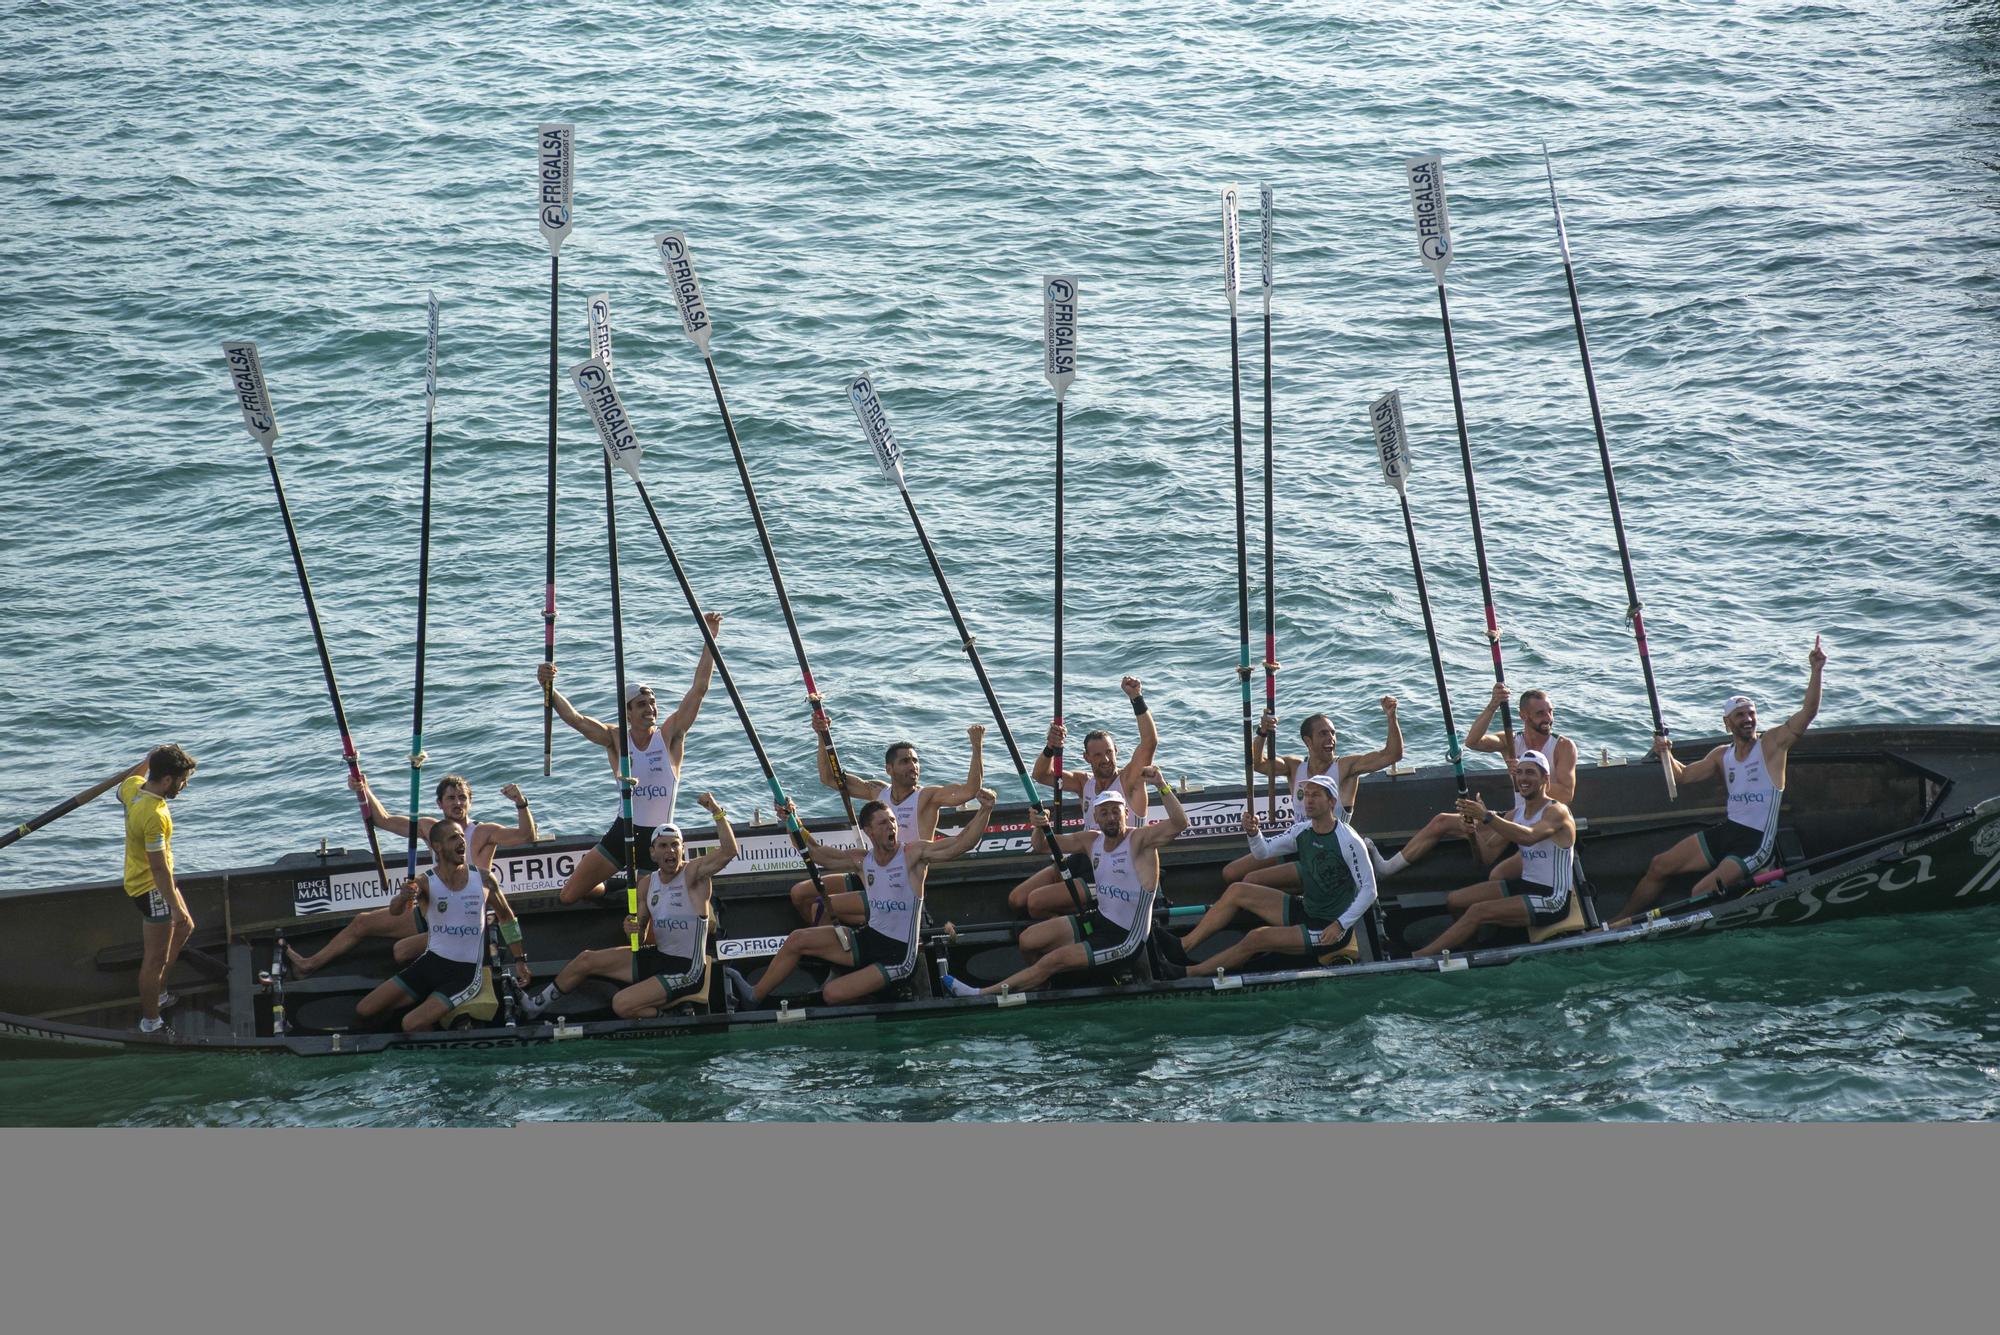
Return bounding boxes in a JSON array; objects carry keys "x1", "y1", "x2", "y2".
[{"x1": 2, "y1": 723, "x2": 1996, "y2": 1057}]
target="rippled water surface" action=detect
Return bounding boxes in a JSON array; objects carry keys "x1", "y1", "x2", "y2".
[{"x1": 2, "y1": 1, "x2": 1997, "y2": 1121}]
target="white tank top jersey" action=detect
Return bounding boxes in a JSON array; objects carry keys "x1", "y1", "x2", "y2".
[
  {"x1": 1088, "y1": 830, "x2": 1150, "y2": 932},
  {"x1": 424, "y1": 866, "x2": 488, "y2": 965},
  {"x1": 1289, "y1": 758, "x2": 1349, "y2": 826},
  {"x1": 876, "y1": 783, "x2": 924, "y2": 845},
  {"x1": 1724, "y1": 737, "x2": 1782, "y2": 832},
  {"x1": 645, "y1": 868, "x2": 708, "y2": 960},
  {"x1": 1079, "y1": 774, "x2": 1127, "y2": 833},
  {"x1": 861, "y1": 847, "x2": 921, "y2": 945},
  {"x1": 628, "y1": 728, "x2": 679, "y2": 827},
  {"x1": 1513, "y1": 797, "x2": 1573, "y2": 891},
  {"x1": 1514, "y1": 732, "x2": 1563, "y2": 767}
]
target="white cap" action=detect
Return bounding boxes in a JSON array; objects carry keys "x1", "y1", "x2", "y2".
[
  {"x1": 1303, "y1": 774, "x2": 1341, "y2": 797},
  {"x1": 1092, "y1": 789, "x2": 1127, "y2": 809},
  {"x1": 1515, "y1": 749, "x2": 1551, "y2": 773},
  {"x1": 1722, "y1": 694, "x2": 1755, "y2": 718},
  {"x1": 624, "y1": 682, "x2": 654, "y2": 704},
  {"x1": 651, "y1": 822, "x2": 683, "y2": 843}
]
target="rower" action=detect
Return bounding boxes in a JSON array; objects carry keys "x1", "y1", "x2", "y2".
[
  {"x1": 785, "y1": 721, "x2": 987, "y2": 926},
  {"x1": 1617, "y1": 636, "x2": 1826, "y2": 922},
  {"x1": 118, "y1": 745, "x2": 198, "y2": 1036},
  {"x1": 1180, "y1": 775, "x2": 1379, "y2": 977},
  {"x1": 1221, "y1": 695, "x2": 1402, "y2": 887},
  {"x1": 351, "y1": 818, "x2": 532, "y2": 1033},
  {"x1": 1412, "y1": 750, "x2": 1578, "y2": 957},
  {"x1": 944, "y1": 768, "x2": 1188, "y2": 996},
  {"x1": 285, "y1": 769, "x2": 539, "y2": 978},
  {"x1": 748, "y1": 788, "x2": 998, "y2": 1008},
  {"x1": 538, "y1": 610, "x2": 721, "y2": 903},
  {"x1": 1376, "y1": 682, "x2": 1578, "y2": 880},
  {"x1": 519, "y1": 794, "x2": 737, "y2": 1020},
  {"x1": 1007, "y1": 674, "x2": 1159, "y2": 919}
]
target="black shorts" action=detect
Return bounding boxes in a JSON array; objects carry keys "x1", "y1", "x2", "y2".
[
  {"x1": 839, "y1": 925, "x2": 918, "y2": 984},
  {"x1": 128, "y1": 888, "x2": 171, "y2": 923},
  {"x1": 1066, "y1": 905, "x2": 1150, "y2": 967},
  {"x1": 1064, "y1": 850, "x2": 1093, "y2": 885},
  {"x1": 1281, "y1": 898, "x2": 1357, "y2": 963},
  {"x1": 1500, "y1": 878, "x2": 1573, "y2": 929},
  {"x1": 633, "y1": 946, "x2": 705, "y2": 995},
  {"x1": 1696, "y1": 819, "x2": 1780, "y2": 877},
  {"x1": 594, "y1": 816, "x2": 660, "y2": 874},
  {"x1": 392, "y1": 952, "x2": 485, "y2": 1009}
]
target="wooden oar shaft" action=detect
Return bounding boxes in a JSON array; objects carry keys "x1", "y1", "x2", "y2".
[
  {"x1": 893, "y1": 485, "x2": 1084, "y2": 910},
  {"x1": 542, "y1": 254, "x2": 559, "y2": 777},
  {"x1": 1398, "y1": 491, "x2": 1467, "y2": 794},
  {"x1": 603, "y1": 451, "x2": 639, "y2": 951},
  {"x1": 1433, "y1": 284, "x2": 1514, "y2": 758},
  {"x1": 0, "y1": 761, "x2": 144, "y2": 852},
  {"x1": 624, "y1": 475, "x2": 834, "y2": 906},
  {"x1": 263, "y1": 455, "x2": 394, "y2": 900}
]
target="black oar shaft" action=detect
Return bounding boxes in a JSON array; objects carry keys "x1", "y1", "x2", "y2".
[
  {"x1": 604, "y1": 452, "x2": 639, "y2": 949},
  {"x1": 1260, "y1": 288, "x2": 1277, "y2": 825},
  {"x1": 1398, "y1": 492, "x2": 1468, "y2": 795},
  {"x1": 1229, "y1": 312, "x2": 1254, "y2": 801},
  {"x1": 1052, "y1": 397, "x2": 1065, "y2": 836},
  {"x1": 542, "y1": 254, "x2": 559, "y2": 777},
  {"x1": 1434, "y1": 284, "x2": 1515, "y2": 754},
  {"x1": 1, "y1": 763, "x2": 141, "y2": 851},
  {"x1": 700, "y1": 356, "x2": 845, "y2": 913},
  {"x1": 624, "y1": 477, "x2": 833, "y2": 904},
  {"x1": 895, "y1": 486, "x2": 1083, "y2": 908},
  {"x1": 407, "y1": 412, "x2": 435, "y2": 880},
  {"x1": 263, "y1": 455, "x2": 393, "y2": 900}
]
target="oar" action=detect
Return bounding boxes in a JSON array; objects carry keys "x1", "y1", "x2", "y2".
[
  {"x1": 537, "y1": 122, "x2": 574, "y2": 778},
  {"x1": 222, "y1": 341, "x2": 394, "y2": 903},
  {"x1": 570, "y1": 358, "x2": 839, "y2": 914},
  {"x1": 582, "y1": 300, "x2": 639, "y2": 951},
  {"x1": 654, "y1": 232, "x2": 849, "y2": 917},
  {"x1": 1371, "y1": 391, "x2": 1467, "y2": 795},
  {"x1": 1405, "y1": 153, "x2": 1514, "y2": 763},
  {"x1": 406, "y1": 292, "x2": 439, "y2": 882},
  {"x1": 1, "y1": 759, "x2": 148, "y2": 852},
  {"x1": 1043, "y1": 275, "x2": 1077, "y2": 838},
  {"x1": 1542, "y1": 146, "x2": 1675, "y2": 800},
  {"x1": 1222, "y1": 184, "x2": 1256, "y2": 810},
  {"x1": 1258, "y1": 183, "x2": 1278, "y2": 826},
  {"x1": 848, "y1": 373, "x2": 1087, "y2": 912}
]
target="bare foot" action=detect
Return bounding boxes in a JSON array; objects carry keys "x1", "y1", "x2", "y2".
[{"x1": 284, "y1": 943, "x2": 316, "y2": 977}]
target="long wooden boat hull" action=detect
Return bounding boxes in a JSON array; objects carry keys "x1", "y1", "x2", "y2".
[{"x1": 2, "y1": 725, "x2": 1996, "y2": 1058}]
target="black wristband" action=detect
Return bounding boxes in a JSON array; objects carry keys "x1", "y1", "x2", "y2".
[
  {"x1": 1043, "y1": 746, "x2": 1061, "y2": 759},
  {"x1": 1131, "y1": 696, "x2": 1149, "y2": 716}
]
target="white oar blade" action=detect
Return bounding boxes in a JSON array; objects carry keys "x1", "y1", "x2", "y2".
[
  {"x1": 1541, "y1": 144, "x2": 1574, "y2": 266},
  {"x1": 221, "y1": 341, "x2": 279, "y2": 455},
  {"x1": 538, "y1": 123, "x2": 574, "y2": 255},
  {"x1": 587, "y1": 292, "x2": 613, "y2": 377},
  {"x1": 425, "y1": 291, "x2": 439, "y2": 425},
  {"x1": 848, "y1": 374, "x2": 905, "y2": 484},
  {"x1": 1221, "y1": 185, "x2": 1241, "y2": 314},
  {"x1": 1043, "y1": 275, "x2": 1077, "y2": 401},
  {"x1": 1405, "y1": 153, "x2": 1452, "y2": 282},
  {"x1": 656, "y1": 232, "x2": 714, "y2": 356},
  {"x1": 1369, "y1": 390, "x2": 1412, "y2": 493},
  {"x1": 570, "y1": 359, "x2": 642, "y2": 480},
  {"x1": 1259, "y1": 183, "x2": 1273, "y2": 297}
]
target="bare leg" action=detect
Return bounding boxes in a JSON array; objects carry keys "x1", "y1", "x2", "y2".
[
  {"x1": 788, "y1": 880, "x2": 866, "y2": 926},
  {"x1": 400, "y1": 995, "x2": 452, "y2": 1032},
  {"x1": 1221, "y1": 851, "x2": 1282, "y2": 883},
  {"x1": 288, "y1": 905, "x2": 423, "y2": 977},
  {"x1": 821, "y1": 965, "x2": 891, "y2": 1006},
  {"x1": 559, "y1": 847, "x2": 618, "y2": 905},
  {"x1": 1178, "y1": 882, "x2": 1293, "y2": 952},
  {"x1": 1024, "y1": 880, "x2": 1089, "y2": 921},
  {"x1": 1388, "y1": 811, "x2": 1476, "y2": 870},
  {"x1": 1007, "y1": 864, "x2": 1058, "y2": 915},
  {"x1": 982, "y1": 940, "x2": 1094, "y2": 995},
  {"x1": 354, "y1": 976, "x2": 417, "y2": 1025},
  {"x1": 613, "y1": 972, "x2": 709, "y2": 1019},
  {"x1": 749, "y1": 926, "x2": 852, "y2": 1005},
  {"x1": 1015, "y1": 916, "x2": 1073, "y2": 966},
  {"x1": 1189, "y1": 924, "x2": 1310, "y2": 977},
  {"x1": 137, "y1": 918, "x2": 172, "y2": 1023},
  {"x1": 1614, "y1": 834, "x2": 1710, "y2": 923},
  {"x1": 1414, "y1": 892, "x2": 1528, "y2": 957}
]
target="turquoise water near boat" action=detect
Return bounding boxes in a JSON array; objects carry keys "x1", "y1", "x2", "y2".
[{"x1": 2, "y1": 1, "x2": 1997, "y2": 1122}]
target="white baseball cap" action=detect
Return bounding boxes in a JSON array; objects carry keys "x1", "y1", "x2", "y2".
[
  {"x1": 651, "y1": 822, "x2": 683, "y2": 843},
  {"x1": 1092, "y1": 789, "x2": 1127, "y2": 809}
]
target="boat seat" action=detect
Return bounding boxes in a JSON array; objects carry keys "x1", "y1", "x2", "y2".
[
  {"x1": 1526, "y1": 885, "x2": 1590, "y2": 945},
  {"x1": 440, "y1": 969, "x2": 500, "y2": 1029}
]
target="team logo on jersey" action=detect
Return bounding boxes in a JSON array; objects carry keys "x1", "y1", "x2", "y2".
[{"x1": 435, "y1": 895, "x2": 448, "y2": 914}]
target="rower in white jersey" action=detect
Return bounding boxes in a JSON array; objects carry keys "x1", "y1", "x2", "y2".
[
  {"x1": 1414, "y1": 750, "x2": 1579, "y2": 957},
  {"x1": 749, "y1": 788, "x2": 998, "y2": 1008},
  {"x1": 519, "y1": 793, "x2": 738, "y2": 1020},
  {"x1": 538, "y1": 611, "x2": 721, "y2": 904},
  {"x1": 1616, "y1": 636, "x2": 1827, "y2": 923},
  {"x1": 944, "y1": 768, "x2": 1188, "y2": 996},
  {"x1": 784, "y1": 720, "x2": 987, "y2": 926},
  {"x1": 1007, "y1": 675, "x2": 1160, "y2": 919},
  {"x1": 352, "y1": 818, "x2": 531, "y2": 1032},
  {"x1": 1377, "y1": 682, "x2": 1579, "y2": 881},
  {"x1": 285, "y1": 769, "x2": 540, "y2": 978},
  {"x1": 1223, "y1": 695, "x2": 1403, "y2": 888}
]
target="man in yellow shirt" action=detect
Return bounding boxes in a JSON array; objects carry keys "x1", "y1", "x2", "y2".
[{"x1": 118, "y1": 744, "x2": 198, "y2": 1036}]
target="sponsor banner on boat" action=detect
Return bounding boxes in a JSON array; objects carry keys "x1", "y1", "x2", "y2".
[
  {"x1": 295, "y1": 849, "x2": 593, "y2": 914},
  {"x1": 716, "y1": 935, "x2": 788, "y2": 961},
  {"x1": 961, "y1": 796, "x2": 1291, "y2": 855}
]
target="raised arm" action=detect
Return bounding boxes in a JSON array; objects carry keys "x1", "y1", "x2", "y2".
[
  {"x1": 482, "y1": 783, "x2": 540, "y2": 848},
  {"x1": 1030, "y1": 720, "x2": 1064, "y2": 788},
  {"x1": 1463, "y1": 682, "x2": 1509, "y2": 755},
  {"x1": 1456, "y1": 793, "x2": 1575, "y2": 848},
  {"x1": 920, "y1": 789, "x2": 998, "y2": 864},
  {"x1": 687, "y1": 793, "x2": 739, "y2": 878},
  {"x1": 1771, "y1": 637, "x2": 1826, "y2": 750},
  {"x1": 666, "y1": 611, "x2": 723, "y2": 745},
  {"x1": 1251, "y1": 711, "x2": 1289, "y2": 779},
  {"x1": 1341, "y1": 696, "x2": 1405, "y2": 779},
  {"x1": 1545, "y1": 738, "x2": 1578, "y2": 806},
  {"x1": 1242, "y1": 807, "x2": 1301, "y2": 862},
  {"x1": 813, "y1": 712, "x2": 881, "y2": 800},
  {"x1": 1134, "y1": 767, "x2": 1189, "y2": 848},
  {"x1": 537, "y1": 662, "x2": 617, "y2": 749},
  {"x1": 928, "y1": 724, "x2": 988, "y2": 807},
  {"x1": 1123, "y1": 676, "x2": 1158, "y2": 768},
  {"x1": 349, "y1": 771, "x2": 416, "y2": 839},
  {"x1": 779, "y1": 802, "x2": 865, "y2": 872},
  {"x1": 1653, "y1": 738, "x2": 1726, "y2": 788}
]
